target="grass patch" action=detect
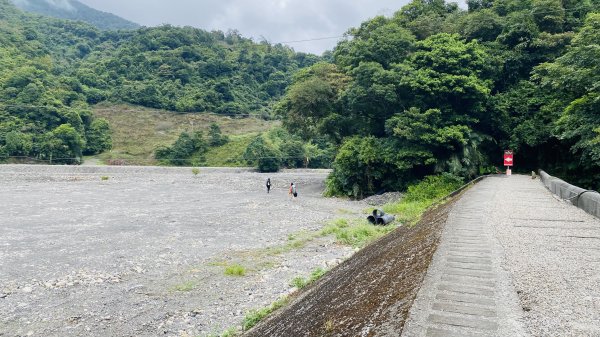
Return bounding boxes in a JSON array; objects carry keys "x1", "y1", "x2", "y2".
[
  {"x1": 290, "y1": 267, "x2": 327, "y2": 289},
  {"x1": 220, "y1": 327, "x2": 238, "y2": 337},
  {"x1": 205, "y1": 327, "x2": 238, "y2": 337},
  {"x1": 192, "y1": 168, "x2": 200, "y2": 175},
  {"x1": 242, "y1": 296, "x2": 289, "y2": 331},
  {"x1": 258, "y1": 230, "x2": 318, "y2": 256},
  {"x1": 92, "y1": 103, "x2": 278, "y2": 166},
  {"x1": 382, "y1": 174, "x2": 464, "y2": 226},
  {"x1": 100, "y1": 176, "x2": 109, "y2": 181},
  {"x1": 336, "y1": 208, "x2": 354, "y2": 215},
  {"x1": 381, "y1": 200, "x2": 432, "y2": 226},
  {"x1": 203, "y1": 133, "x2": 258, "y2": 167},
  {"x1": 320, "y1": 218, "x2": 395, "y2": 248},
  {"x1": 172, "y1": 280, "x2": 197, "y2": 292},
  {"x1": 224, "y1": 264, "x2": 246, "y2": 277}
]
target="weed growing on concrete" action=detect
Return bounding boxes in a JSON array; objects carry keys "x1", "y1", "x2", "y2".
[
  {"x1": 101, "y1": 176, "x2": 109, "y2": 181},
  {"x1": 242, "y1": 296, "x2": 289, "y2": 331},
  {"x1": 224, "y1": 264, "x2": 246, "y2": 276},
  {"x1": 192, "y1": 168, "x2": 200, "y2": 175},
  {"x1": 290, "y1": 276, "x2": 307, "y2": 289},
  {"x1": 323, "y1": 319, "x2": 334, "y2": 334},
  {"x1": 309, "y1": 267, "x2": 326, "y2": 282},
  {"x1": 290, "y1": 267, "x2": 327, "y2": 289}
]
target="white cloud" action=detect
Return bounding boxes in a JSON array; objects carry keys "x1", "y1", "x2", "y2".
[
  {"x1": 45, "y1": 0, "x2": 76, "y2": 11},
  {"x1": 12, "y1": 0, "x2": 31, "y2": 6},
  {"x1": 76, "y1": 0, "x2": 466, "y2": 54}
]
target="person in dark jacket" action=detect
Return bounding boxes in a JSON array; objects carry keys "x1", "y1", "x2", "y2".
[{"x1": 266, "y1": 178, "x2": 272, "y2": 193}]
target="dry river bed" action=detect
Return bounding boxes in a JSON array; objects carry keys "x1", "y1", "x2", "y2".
[{"x1": 0, "y1": 165, "x2": 369, "y2": 337}]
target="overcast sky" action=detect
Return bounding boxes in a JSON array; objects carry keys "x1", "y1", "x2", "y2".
[{"x1": 76, "y1": 0, "x2": 463, "y2": 55}]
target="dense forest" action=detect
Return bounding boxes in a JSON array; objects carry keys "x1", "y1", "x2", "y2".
[
  {"x1": 276, "y1": 0, "x2": 600, "y2": 196},
  {"x1": 10, "y1": 0, "x2": 139, "y2": 30},
  {"x1": 1, "y1": 0, "x2": 599, "y2": 195},
  {"x1": 0, "y1": 0, "x2": 318, "y2": 163}
]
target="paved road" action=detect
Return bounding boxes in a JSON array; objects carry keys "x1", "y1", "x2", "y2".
[{"x1": 402, "y1": 175, "x2": 600, "y2": 337}]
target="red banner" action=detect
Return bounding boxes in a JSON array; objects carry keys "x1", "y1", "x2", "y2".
[{"x1": 504, "y1": 150, "x2": 514, "y2": 167}]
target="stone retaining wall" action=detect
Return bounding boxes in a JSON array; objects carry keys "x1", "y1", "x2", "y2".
[{"x1": 539, "y1": 170, "x2": 600, "y2": 218}]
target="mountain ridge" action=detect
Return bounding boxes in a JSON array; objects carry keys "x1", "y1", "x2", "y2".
[{"x1": 10, "y1": 0, "x2": 139, "y2": 30}]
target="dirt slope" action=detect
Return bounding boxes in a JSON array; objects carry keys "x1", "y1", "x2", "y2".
[{"x1": 244, "y1": 197, "x2": 459, "y2": 337}]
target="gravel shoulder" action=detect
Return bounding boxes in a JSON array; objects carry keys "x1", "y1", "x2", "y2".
[
  {"x1": 492, "y1": 175, "x2": 600, "y2": 336},
  {"x1": 0, "y1": 165, "x2": 365, "y2": 337}
]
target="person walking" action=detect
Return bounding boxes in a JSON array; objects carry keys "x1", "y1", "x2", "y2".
[
  {"x1": 289, "y1": 182, "x2": 297, "y2": 199},
  {"x1": 266, "y1": 178, "x2": 272, "y2": 193}
]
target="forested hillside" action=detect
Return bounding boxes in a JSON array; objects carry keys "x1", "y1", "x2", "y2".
[
  {"x1": 276, "y1": 0, "x2": 600, "y2": 196},
  {"x1": 10, "y1": 0, "x2": 139, "y2": 30},
  {"x1": 0, "y1": 0, "x2": 112, "y2": 163},
  {"x1": 2, "y1": 0, "x2": 599, "y2": 194},
  {"x1": 77, "y1": 26, "x2": 319, "y2": 115},
  {"x1": 0, "y1": 0, "x2": 318, "y2": 164}
]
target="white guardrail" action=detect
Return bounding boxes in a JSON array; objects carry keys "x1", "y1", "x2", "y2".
[{"x1": 539, "y1": 170, "x2": 600, "y2": 219}]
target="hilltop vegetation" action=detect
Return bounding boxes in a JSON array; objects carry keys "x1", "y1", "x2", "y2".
[
  {"x1": 276, "y1": 0, "x2": 600, "y2": 196},
  {"x1": 1, "y1": 0, "x2": 599, "y2": 194},
  {"x1": 10, "y1": 0, "x2": 139, "y2": 30},
  {"x1": 0, "y1": 0, "x2": 317, "y2": 164},
  {"x1": 0, "y1": 0, "x2": 112, "y2": 163},
  {"x1": 78, "y1": 25, "x2": 319, "y2": 115}
]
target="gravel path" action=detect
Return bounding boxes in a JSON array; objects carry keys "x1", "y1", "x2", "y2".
[
  {"x1": 401, "y1": 175, "x2": 600, "y2": 337},
  {"x1": 0, "y1": 165, "x2": 365, "y2": 337}
]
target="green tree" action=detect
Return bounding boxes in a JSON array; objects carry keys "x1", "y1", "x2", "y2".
[
  {"x1": 533, "y1": 13, "x2": 600, "y2": 187},
  {"x1": 278, "y1": 62, "x2": 350, "y2": 141},
  {"x1": 4, "y1": 131, "x2": 33, "y2": 156},
  {"x1": 51, "y1": 124, "x2": 84, "y2": 163},
  {"x1": 208, "y1": 123, "x2": 228, "y2": 147},
  {"x1": 326, "y1": 136, "x2": 397, "y2": 199},
  {"x1": 243, "y1": 135, "x2": 281, "y2": 172},
  {"x1": 155, "y1": 131, "x2": 207, "y2": 166},
  {"x1": 279, "y1": 139, "x2": 305, "y2": 168},
  {"x1": 84, "y1": 118, "x2": 112, "y2": 155}
]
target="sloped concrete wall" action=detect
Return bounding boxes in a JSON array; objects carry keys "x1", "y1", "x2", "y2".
[{"x1": 539, "y1": 170, "x2": 600, "y2": 218}]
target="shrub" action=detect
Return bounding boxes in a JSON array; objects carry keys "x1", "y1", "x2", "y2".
[
  {"x1": 224, "y1": 264, "x2": 246, "y2": 276},
  {"x1": 243, "y1": 135, "x2": 281, "y2": 172},
  {"x1": 208, "y1": 123, "x2": 229, "y2": 147},
  {"x1": 320, "y1": 218, "x2": 395, "y2": 248},
  {"x1": 404, "y1": 173, "x2": 463, "y2": 202},
  {"x1": 154, "y1": 131, "x2": 208, "y2": 166},
  {"x1": 383, "y1": 174, "x2": 464, "y2": 226}
]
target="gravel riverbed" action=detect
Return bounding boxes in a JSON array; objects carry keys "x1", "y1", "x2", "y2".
[{"x1": 0, "y1": 165, "x2": 367, "y2": 337}]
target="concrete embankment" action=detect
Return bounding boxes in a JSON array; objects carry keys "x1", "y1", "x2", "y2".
[
  {"x1": 247, "y1": 175, "x2": 600, "y2": 337},
  {"x1": 244, "y1": 192, "x2": 460, "y2": 336}
]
